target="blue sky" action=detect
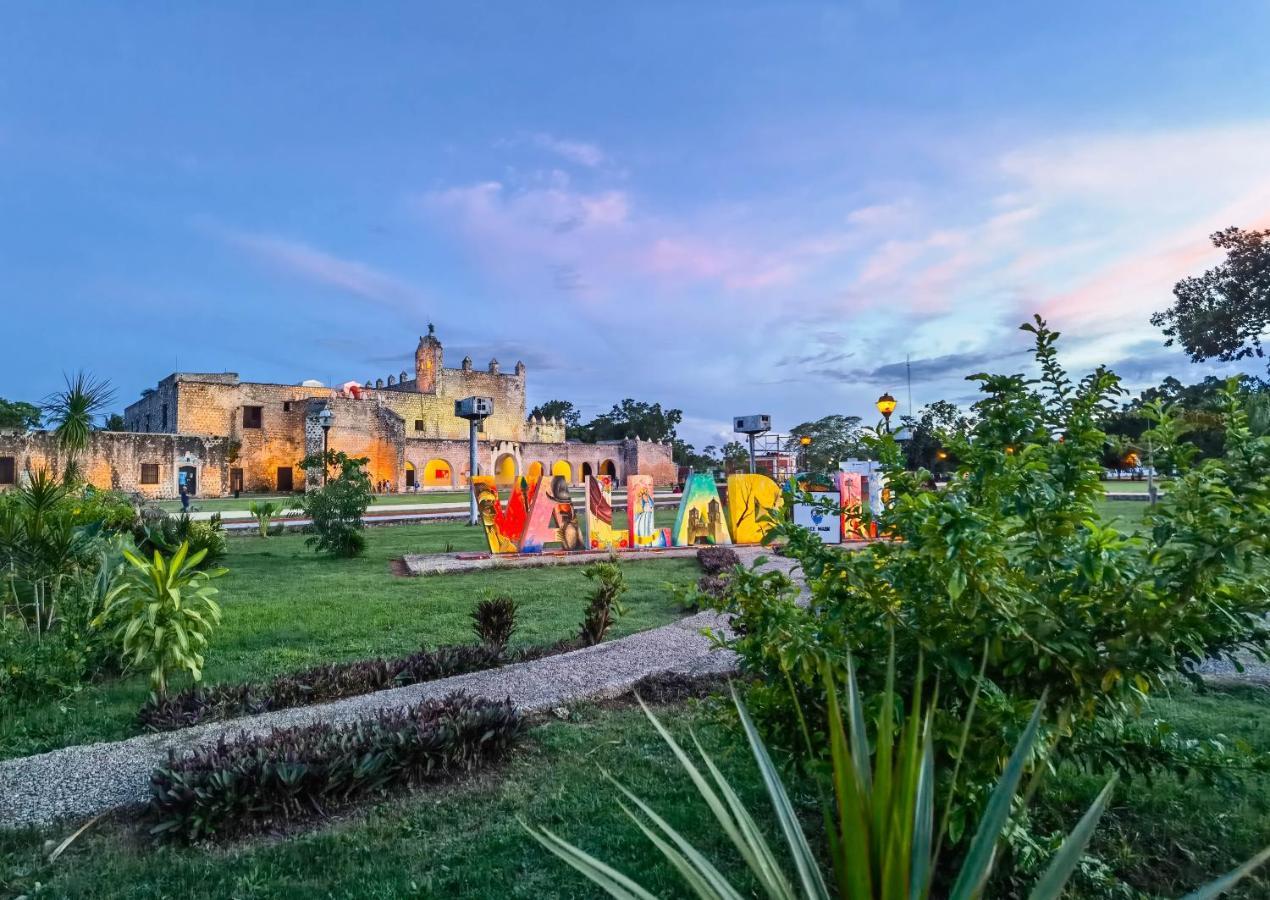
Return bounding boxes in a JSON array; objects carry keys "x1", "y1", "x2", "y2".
[{"x1": 3, "y1": 2, "x2": 1268, "y2": 447}]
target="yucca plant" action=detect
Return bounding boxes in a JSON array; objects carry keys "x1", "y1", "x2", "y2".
[
  {"x1": 471, "y1": 596, "x2": 518, "y2": 650},
  {"x1": 94, "y1": 541, "x2": 226, "y2": 696},
  {"x1": 42, "y1": 370, "x2": 116, "y2": 485},
  {"x1": 526, "y1": 656, "x2": 1270, "y2": 899}
]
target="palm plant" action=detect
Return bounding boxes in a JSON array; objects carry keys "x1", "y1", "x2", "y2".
[
  {"x1": 42, "y1": 370, "x2": 116, "y2": 484},
  {"x1": 248, "y1": 501, "x2": 281, "y2": 538},
  {"x1": 526, "y1": 656, "x2": 1270, "y2": 898}
]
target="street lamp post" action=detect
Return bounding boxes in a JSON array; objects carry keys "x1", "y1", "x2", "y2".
[
  {"x1": 798, "y1": 434, "x2": 812, "y2": 472},
  {"x1": 876, "y1": 392, "x2": 897, "y2": 433},
  {"x1": 316, "y1": 407, "x2": 334, "y2": 484}
]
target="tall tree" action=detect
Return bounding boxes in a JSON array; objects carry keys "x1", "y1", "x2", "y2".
[
  {"x1": 527, "y1": 399, "x2": 581, "y2": 429},
  {"x1": 103, "y1": 413, "x2": 127, "y2": 432},
  {"x1": 586, "y1": 399, "x2": 682, "y2": 443},
  {"x1": 899, "y1": 400, "x2": 969, "y2": 472},
  {"x1": 1152, "y1": 226, "x2": 1270, "y2": 373},
  {"x1": 0, "y1": 397, "x2": 41, "y2": 430},
  {"x1": 42, "y1": 371, "x2": 116, "y2": 484},
  {"x1": 786, "y1": 414, "x2": 865, "y2": 473}
]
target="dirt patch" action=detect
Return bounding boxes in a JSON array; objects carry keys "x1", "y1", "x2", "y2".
[{"x1": 388, "y1": 557, "x2": 411, "y2": 578}]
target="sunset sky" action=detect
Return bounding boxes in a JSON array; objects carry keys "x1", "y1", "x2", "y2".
[{"x1": 3, "y1": 2, "x2": 1268, "y2": 446}]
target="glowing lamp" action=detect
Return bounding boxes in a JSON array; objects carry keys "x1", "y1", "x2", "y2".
[
  {"x1": 798, "y1": 435, "x2": 812, "y2": 446},
  {"x1": 875, "y1": 393, "x2": 897, "y2": 419}
]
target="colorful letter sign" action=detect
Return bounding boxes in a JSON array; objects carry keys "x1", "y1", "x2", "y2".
[
  {"x1": 725, "y1": 473, "x2": 782, "y2": 544},
  {"x1": 584, "y1": 475, "x2": 630, "y2": 550},
  {"x1": 673, "y1": 473, "x2": 732, "y2": 546},
  {"x1": 627, "y1": 475, "x2": 670, "y2": 548},
  {"x1": 519, "y1": 474, "x2": 585, "y2": 553}
]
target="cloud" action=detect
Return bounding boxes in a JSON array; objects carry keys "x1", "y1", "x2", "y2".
[
  {"x1": 219, "y1": 228, "x2": 429, "y2": 312},
  {"x1": 528, "y1": 133, "x2": 606, "y2": 168}
]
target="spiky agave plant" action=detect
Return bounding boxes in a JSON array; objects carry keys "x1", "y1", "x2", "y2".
[
  {"x1": 42, "y1": 370, "x2": 116, "y2": 484},
  {"x1": 525, "y1": 654, "x2": 1270, "y2": 899}
]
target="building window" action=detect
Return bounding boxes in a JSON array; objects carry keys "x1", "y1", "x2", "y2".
[
  {"x1": 161, "y1": 404, "x2": 169, "y2": 431},
  {"x1": 140, "y1": 463, "x2": 159, "y2": 485},
  {"x1": 0, "y1": 457, "x2": 15, "y2": 485},
  {"x1": 243, "y1": 406, "x2": 263, "y2": 428},
  {"x1": 414, "y1": 419, "x2": 424, "y2": 431},
  {"x1": 144, "y1": 414, "x2": 152, "y2": 433},
  {"x1": 283, "y1": 401, "x2": 294, "y2": 412}
]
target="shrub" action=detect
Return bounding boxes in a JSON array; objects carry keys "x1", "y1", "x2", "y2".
[
  {"x1": 579, "y1": 557, "x2": 628, "y2": 646},
  {"x1": 95, "y1": 542, "x2": 226, "y2": 696},
  {"x1": 298, "y1": 450, "x2": 373, "y2": 557},
  {"x1": 70, "y1": 487, "x2": 138, "y2": 533},
  {"x1": 149, "y1": 693, "x2": 521, "y2": 841},
  {"x1": 139, "y1": 643, "x2": 508, "y2": 730},
  {"x1": 707, "y1": 318, "x2": 1270, "y2": 849},
  {"x1": 134, "y1": 512, "x2": 226, "y2": 569},
  {"x1": 696, "y1": 545, "x2": 741, "y2": 575},
  {"x1": 471, "y1": 597, "x2": 518, "y2": 650}
]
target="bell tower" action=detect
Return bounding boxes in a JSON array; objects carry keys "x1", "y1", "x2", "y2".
[{"x1": 415, "y1": 323, "x2": 442, "y2": 394}]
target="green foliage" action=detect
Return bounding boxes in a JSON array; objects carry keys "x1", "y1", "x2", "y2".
[
  {"x1": 41, "y1": 370, "x2": 116, "y2": 484},
  {"x1": 898, "y1": 400, "x2": 969, "y2": 474},
  {"x1": 247, "y1": 501, "x2": 281, "y2": 538},
  {"x1": 528, "y1": 399, "x2": 583, "y2": 436},
  {"x1": 95, "y1": 542, "x2": 226, "y2": 696},
  {"x1": 134, "y1": 511, "x2": 226, "y2": 568},
  {"x1": 471, "y1": 596, "x2": 518, "y2": 650},
  {"x1": 148, "y1": 693, "x2": 522, "y2": 842},
  {"x1": 580, "y1": 557, "x2": 628, "y2": 645},
  {"x1": 103, "y1": 413, "x2": 127, "y2": 431},
  {"x1": 298, "y1": 450, "x2": 373, "y2": 557},
  {"x1": 708, "y1": 317, "x2": 1270, "y2": 850},
  {"x1": 0, "y1": 397, "x2": 41, "y2": 430},
  {"x1": 530, "y1": 660, "x2": 1270, "y2": 899},
  {"x1": 788, "y1": 414, "x2": 867, "y2": 472},
  {"x1": 1153, "y1": 226, "x2": 1270, "y2": 375},
  {"x1": 583, "y1": 398, "x2": 683, "y2": 444}
]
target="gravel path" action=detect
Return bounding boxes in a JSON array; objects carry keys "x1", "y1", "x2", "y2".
[{"x1": 0, "y1": 550, "x2": 798, "y2": 831}]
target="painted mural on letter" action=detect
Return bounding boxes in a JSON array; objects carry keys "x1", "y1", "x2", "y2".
[
  {"x1": 672, "y1": 473, "x2": 732, "y2": 546},
  {"x1": 584, "y1": 475, "x2": 630, "y2": 550},
  {"x1": 518, "y1": 474, "x2": 585, "y2": 553},
  {"x1": 626, "y1": 474, "x2": 670, "y2": 548},
  {"x1": 725, "y1": 473, "x2": 783, "y2": 544}
]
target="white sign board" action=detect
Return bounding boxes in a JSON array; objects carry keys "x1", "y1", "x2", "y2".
[{"x1": 793, "y1": 498, "x2": 842, "y2": 543}]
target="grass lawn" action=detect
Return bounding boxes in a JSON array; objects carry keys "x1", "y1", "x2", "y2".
[
  {"x1": 2, "y1": 685, "x2": 1267, "y2": 899},
  {"x1": 0, "y1": 513, "x2": 697, "y2": 761},
  {"x1": 158, "y1": 491, "x2": 472, "y2": 513}
]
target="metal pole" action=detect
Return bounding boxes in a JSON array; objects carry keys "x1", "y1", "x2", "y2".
[
  {"x1": 468, "y1": 418, "x2": 480, "y2": 525},
  {"x1": 748, "y1": 434, "x2": 756, "y2": 474},
  {"x1": 321, "y1": 426, "x2": 330, "y2": 485},
  {"x1": 1147, "y1": 437, "x2": 1157, "y2": 506}
]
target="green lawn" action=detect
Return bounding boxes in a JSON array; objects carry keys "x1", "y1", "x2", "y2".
[
  {"x1": 0, "y1": 515, "x2": 697, "y2": 761},
  {"x1": 2, "y1": 685, "x2": 1267, "y2": 899},
  {"x1": 158, "y1": 491, "x2": 472, "y2": 513}
]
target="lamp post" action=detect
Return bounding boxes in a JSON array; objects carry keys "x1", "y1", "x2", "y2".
[
  {"x1": 876, "y1": 393, "x2": 897, "y2": 433},
  {"x1": 798, "y1": 434, "x2": 812, "y2": 472},
  {"x1": 317, "y1": 407, "x2": 334, "y2": 484}
]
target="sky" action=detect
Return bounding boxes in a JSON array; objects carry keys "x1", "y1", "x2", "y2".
[{"x1": 2, "y1": 2, "x2": 1269, "y2": 448}]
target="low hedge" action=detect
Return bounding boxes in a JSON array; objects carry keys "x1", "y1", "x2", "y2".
[
  {"x1": 148, "y1": 692, "x2": 521, "y2": 841},
  {"x1": 696, "y1": 546, "x2": 741, "y2": 575},
  {"x1": 139, "y1": 644, "x2": 508, "y2": 731}
]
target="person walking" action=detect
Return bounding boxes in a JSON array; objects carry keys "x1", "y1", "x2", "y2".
[{"x1": 179, "y1": 484, "x2": 190, "y2": 513}]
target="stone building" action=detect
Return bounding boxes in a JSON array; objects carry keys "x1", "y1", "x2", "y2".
[{"x1": 0, "y1": 328, "x2": 676, "y2": 499}]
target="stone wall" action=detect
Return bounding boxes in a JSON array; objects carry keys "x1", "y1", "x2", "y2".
[{"x1": 0, "y1": 430, "x2": 233, "y2": 499}]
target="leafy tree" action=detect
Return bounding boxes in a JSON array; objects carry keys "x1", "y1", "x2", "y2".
[
  {"x1": 0, "y1": 397, "x2": 41, "y2": 430},
  {"x1": 898, "y1": 400, "x2": 968, "y2": 473},
  {"x1": 103, "y1": 413, "x2": 127, "y2": 432},
  {"x1": 1152, "y1": 226, "x2": 1270, "y2": 373},
  {"x1": 786, "y1": 414, "x2": 865, "y2": 473},
  {"x1": 585, "y1": 399, "x2": 682, "y2": 443},
  {"x1": 527, "y1": 399, "x2": 583, "y2": 437},
  {"x1": 719, "y1": 440, "x2": 751, "y2": 472},
  {"x1": 298, "y1": 451, "x2": 373, "y2": 557}
]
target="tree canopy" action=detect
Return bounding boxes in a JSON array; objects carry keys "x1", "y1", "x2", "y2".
[
  {"x1": 0, "y1": 398, "x2": 41, "y2": 430},
  {"x1": 1153, "y1": 226, "x2": 1270, "y2": 373},
  {"x1": 785, "y1": 414, "x2": 865, "y2": 473}
]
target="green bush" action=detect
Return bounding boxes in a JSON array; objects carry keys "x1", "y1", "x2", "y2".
[
  {"x1": 133, "y1": 512, "x2": 226, "y2": 569},
  {"x1": 298, "y1": 450, "x2": 373, "y2": 557},
  {"x1": 148, "y1": 692, "x2": 522, "y2": 841},
  {"x1": 580, "y1": 557, "x2": 628, "y2": 646},
  {"x1": 95, "y1": 542, "x2": 226, "y2": 696},
  {"x1": 69, "y1": 486, "x2": 138, "y2": 533},
  {"x1": 471, "y1": 596, "x2": 518, "y2": 650},
  {"x1": 708, "y1": 318, "x2": 1270, "y2": 845}
]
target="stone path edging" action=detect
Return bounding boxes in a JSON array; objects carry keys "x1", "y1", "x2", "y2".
[{"x1": 0, "y1": 550, "x2": 796, "y2": 831}]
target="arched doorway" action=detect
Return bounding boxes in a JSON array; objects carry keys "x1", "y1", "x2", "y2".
[
  {"x1": 526, "y1": 461, "x2": 544, "y2": 482},
  {"x1": 599, "y1": 459, "x2": 617, "y2": 482},
  {"x1": 580, "y1": 462, "x2": 594, "y2": 483},
  {"x1": 551, "y1": 460, "x2": 572, "y2": 482},
  {"x1": 494, "y1": 454, "x2": 517, "y2": 485},
  {"x1": 423, "y1": 458, "x2": 452, "y2": 487},
  {"x1": 404, "y1": 461, "x2": 417, "y2": 489}
]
